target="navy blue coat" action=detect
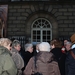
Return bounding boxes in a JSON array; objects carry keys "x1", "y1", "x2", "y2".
[{"x1": 65, "y1": 48, "x2": 75, "y2": 75}]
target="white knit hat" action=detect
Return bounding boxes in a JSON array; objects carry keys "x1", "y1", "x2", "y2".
[{"x1": 39, "y1": 42, "x2": 51, "y2": 52}]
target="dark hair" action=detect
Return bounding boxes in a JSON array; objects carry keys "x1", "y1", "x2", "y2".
[{"x1": 50, "y1": 40, "x2": 62, "y2": 48}]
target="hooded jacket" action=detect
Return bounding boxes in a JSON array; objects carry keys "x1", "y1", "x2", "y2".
[
  {"x1": 0, "y1": 46, "x2": 17, "y2": 75},
  {"x1": 24, "y1": 51, "x2": 61, "y2": 75}
]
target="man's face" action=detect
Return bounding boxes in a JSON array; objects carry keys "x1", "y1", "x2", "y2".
[
  {"x1": 64, "y1": 40, "x2": 68, "y2": 46},
  {"x1": 65, "y1": 44, "x2": 71, "y2": 51}
]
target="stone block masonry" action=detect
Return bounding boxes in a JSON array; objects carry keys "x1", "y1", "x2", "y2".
[{"x1": 7, "y1": 3, "x2": 75, "y2": 39}]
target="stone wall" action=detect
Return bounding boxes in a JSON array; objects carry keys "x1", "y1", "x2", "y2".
[{"x1": 7, "y1": 2, "x2": 75, "y2": 40}]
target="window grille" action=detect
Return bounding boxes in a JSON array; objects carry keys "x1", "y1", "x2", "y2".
[{"x1": 31, "y1": 18, "x2": 52, "y2": 45}]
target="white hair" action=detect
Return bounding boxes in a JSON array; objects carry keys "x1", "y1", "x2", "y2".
[
  {"x1": 38, "y1": 42, "x2": 51, "y2": 52},
  {"x1": 65, "y1": 41, "x2": 72, "y2": 45},
  {"x1": 24, "y1": 43, "x2": 33, "y2": 51}
]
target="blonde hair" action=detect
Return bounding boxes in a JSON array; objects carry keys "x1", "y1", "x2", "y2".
[{"x1": 0, "y1": 38, "x2": 12, "y2": 47}]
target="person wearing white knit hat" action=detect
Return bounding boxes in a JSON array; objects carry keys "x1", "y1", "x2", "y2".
[{"x1": 38, "y1": 42, "x2": 51, "y2": 52}]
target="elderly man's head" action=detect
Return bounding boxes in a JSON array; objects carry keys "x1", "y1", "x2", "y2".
[
  {"x1": 24, "y1": 43, "x2": 33, "y2": 53},
  {"x1": 65, "y1": 41, "x2": 72, "y2": 51}
]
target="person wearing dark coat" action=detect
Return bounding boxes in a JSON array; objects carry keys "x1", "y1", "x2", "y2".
[
  {"x1": 65, "y1": 33, "x2": 75, "y2": 75},
  {"x1": 24, "y1": 50, "x2": 33, "y2": 65},
  {"x1": 22, "y1": 43, "x2": 33, "y2": 70},
  {"x1": 50, "y1": 39, "x2": 65, "y2": 75}
]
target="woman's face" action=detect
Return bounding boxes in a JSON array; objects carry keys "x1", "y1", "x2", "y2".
[
  {"x1": 51, "y1": 44, "x2": 55, "y2": 49},
  {"x1": 28, "y1": 46, "x2": 33, "y2": 53},
  {"x1": 14, "y1": 44, "x2": 21, "y2": 51}
]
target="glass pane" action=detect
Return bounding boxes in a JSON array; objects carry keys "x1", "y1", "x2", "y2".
[
  {"x1": 33, "y1": 24, "x2": 36, "y2": 28},
  {"x1": 33, "y1": 36, "x2": 36, "y2": 39},
  {"x1": 43, "y1": 31, "x2": 46, "y2": 34},
  {"x1": 37, "y1": 39, "x2": 40, "y2": 42},
  {"x1": 47, "y1": 31, "x2": 50, "y2": 33},
  {"x1": 36, "y1": 31, "x2": 40, "y2": 36},
  {"x1": 33, "y1": 39, "x2": 36, "y2": 41},
  {"x1": 47, "y1": 24, "x2": 50, "y2": 28},
  {"x1": 47, "y1": 31, "x2": 50, "y2": 36},
  {"x1": 43, "y1": 36, "x2": 46, "y2": 39},
  {"x1": 35, "y1": 21, "x2": 38, "y2": 24},
  {"x1": 37, "y1": 31, "x2": 40, "y2": 35},
  {"x1": 43, "y1": 31, "x2": 46, "y2": 36},
  {"x1": 37, "y1": 36, "x2": 40, "y2": 42},
  {"x1": 33, "y1": 31, "x2": 36, "y2": 34},
  {"x1": 37, "y1": 36, "x2": 40, "y2": 39},
  {"x1": 42, "y1": 19, "x2": 45, "y2": 23},
  {"x1": 43, "y1": 39, "x2": 46, "y2": 42},
  {"x1": 47, "y1": 36, "x2": 50, "y2": 39}
]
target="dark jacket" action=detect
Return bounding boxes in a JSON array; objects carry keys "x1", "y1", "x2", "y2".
[
  {"x1": 24, "y1": 51, "x2": 61, "y2": 75},
  {"x1": 51, "y1": 48, "x2": 63, "y2": 61},
  {"x1": 65, "y1": 48, "x2": 75, "y2": 75},
  {"x1": 51, "y1": 48, "x2": 66, "y2": 75},
  {"x1": 23, "y1": 51, "x2": 33, "y2": 66},
  {"x1": 0, "y1": 46, "x2": 17, "y2": 75}
]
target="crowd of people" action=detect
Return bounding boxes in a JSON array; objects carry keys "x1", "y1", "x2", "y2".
[{"x1": 0, "y1": 33, "x2": 75, "y2": 75}]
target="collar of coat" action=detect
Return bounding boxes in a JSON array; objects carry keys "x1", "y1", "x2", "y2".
[
  {"x1": 71, "y1": 44, "x2": 75, "y2": 49},
  {"x1": 11, "y1": 48, "x2": 18, "y2": 53},
  {"x1": 0, "y1": 46, "x2": 12, "y2": 56}
]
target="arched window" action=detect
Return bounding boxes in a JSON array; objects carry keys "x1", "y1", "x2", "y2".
[{"x1": 31, "y1": 18, "x2": 52, "y2": 44}]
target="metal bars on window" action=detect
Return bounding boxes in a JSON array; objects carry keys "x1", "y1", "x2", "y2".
[{"x1": 31, "y1": 18, "x2": 52, "y2": 44}]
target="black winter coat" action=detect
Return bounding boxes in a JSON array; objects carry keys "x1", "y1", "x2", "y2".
[{"x1": 51, "y1": 48, "x2": 66, "y2": 75}]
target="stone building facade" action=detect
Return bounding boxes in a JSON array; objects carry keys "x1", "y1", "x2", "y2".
[{"x1": 1, "y1": 1, "x2": 75, "y2": 45}]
